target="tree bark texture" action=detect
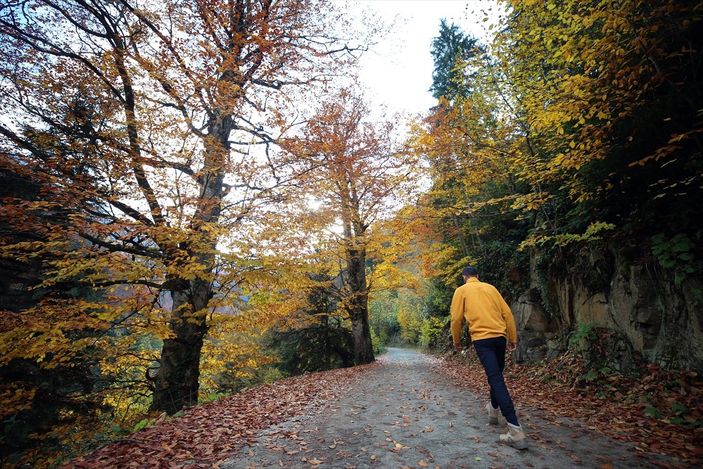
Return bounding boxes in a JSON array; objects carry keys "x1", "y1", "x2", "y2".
[
  {"x1": 150, "y1": 279, "x2": 210, "y2": 414},
  {"x1": 346, "y1": 245, "x2": 374, "y2": 365},
  {"x1": 151, "y1": 119, "x2": 229, "y2": 413}
]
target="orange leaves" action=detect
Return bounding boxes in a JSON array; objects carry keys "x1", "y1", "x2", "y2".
[
  {"x1": 286, "y1": 87, "x2": 414, "y2": 228},
  {"x1": 278, "y1": 86, "x2": 419, "y2": 309},
  {"x1": 437, "y1": 352, "x2": 703, "y2": 465},
  {"x1": 0, "y1": 298, "x2": 112, "y2": 366},
  {"x1": 0, "y1": 385, "x2": 36, "y2": 420},
  {"x1": 70, "y1": 362, "x2": 378, "y2": 468},
  {"x1": 1, "y1": 0, "x2": 378, "y2": 463}
]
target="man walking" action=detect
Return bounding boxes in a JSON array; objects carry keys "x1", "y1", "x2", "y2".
[{"x1": 450, "y1": 266, "x2": 527, "y2": 450}]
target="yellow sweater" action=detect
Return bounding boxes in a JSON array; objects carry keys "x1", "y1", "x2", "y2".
[{"x1": 450, "y1": 277, "x2": 517, "y2": 344}]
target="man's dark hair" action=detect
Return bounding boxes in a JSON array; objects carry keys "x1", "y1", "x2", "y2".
[{"x1": 462, "y1": 266, "x2": 478, "y2": 277}]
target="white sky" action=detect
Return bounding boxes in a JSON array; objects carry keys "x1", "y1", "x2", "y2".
[{"x1": 346, "y1": 0, "x2": 501, "y2": 119}]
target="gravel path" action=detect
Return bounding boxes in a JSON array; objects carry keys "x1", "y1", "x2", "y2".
[{"x1": 222, "y1": 348, "x2": 675, "y2": 468}]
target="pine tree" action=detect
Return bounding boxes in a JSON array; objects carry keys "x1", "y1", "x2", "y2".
[{"x1": 429, "y1": 19, "x2": 478, "y2": 102}]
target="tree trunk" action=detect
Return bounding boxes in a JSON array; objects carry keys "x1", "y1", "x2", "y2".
[
  {"x1": 351, "y1": 306, "x2": 374, "y2": 364},
  {"x1": 151, "y1": 117, "x2": 228, "y2": 413},
  {"x1": 347, "y1": 245, "x2": 374, "y2": 364},
  {"x1": 150, "y1": 279, "x2": 210, "y2": 414}
]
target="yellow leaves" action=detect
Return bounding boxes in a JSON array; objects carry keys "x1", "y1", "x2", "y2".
[
  {"x1": 551, "y1": 153, "x2": 567, "y2": 168},
  {"x1": 166, "y1": 255, "x2": 208, "y2": 281},
  {"x1": 369, "y1": 263, "x2": 418, "y2": 293},
  {"x1": 510, "y1": 192, "x2": 551, "y2": 213},
  {"x1": 518, "y1": 221, "x2": 616, "y2": 251},
  {"x1": 489, "y1": 0, "x2": 676, "y2": 204},
  {"x1": 0, "y1": 239, "x2": 63, "y2": 261},
  {"x1": 396, "y1": 302, "x2": 423, "y2": 343},
  {"x1": 418, "y1": 243, "x2": 456, "y2": 280},
  {"x1": 199, "y1": 311, "x2": 277, "y2": 394},
  {"x1": 0, "y1": 298, "x2": 112, "y2": 368}
]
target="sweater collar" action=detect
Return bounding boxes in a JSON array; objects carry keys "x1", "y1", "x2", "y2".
[{"x1": 467, "y1": 277, "x2": 480, "y2": 283}]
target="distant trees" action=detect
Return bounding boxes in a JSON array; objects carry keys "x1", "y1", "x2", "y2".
[
  {"x1": 265, "y1": 276, "x2": 355, "y2": 375},
  {"x1": 417, "y1": 17, "x2": 528, "y2": 299},
  {"x1": 282, "y1": 89, "x2": 416, "y2": 364}
]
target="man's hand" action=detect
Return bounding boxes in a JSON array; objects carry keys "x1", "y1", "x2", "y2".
[
  {"x1": 508, "y1": 342, "x2": 517, "y2": 353},
  {"x1": 454, "y1": 343, "x2": 463, "y2": 353}
]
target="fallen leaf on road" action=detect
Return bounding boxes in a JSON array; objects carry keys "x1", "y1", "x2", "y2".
[
  {"x1": 66, "y1": 362, "x2": 380, "y2": 468},
  {"x1": 435, "y1": 352, "x2": 703, "y2": 465}
]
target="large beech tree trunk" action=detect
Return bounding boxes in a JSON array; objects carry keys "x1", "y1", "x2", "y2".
[
  {"x1": 151, "y1": 122, "x2": 228, "y2": 413},
  {"x1": 150, "y1": 281, "x2": 209, "y2": 414},
  {"x1": 338, "y1": 180, "x2": 374, "y2": 365},
  {"x1": 346, "y1": 244, "x2": 374, "y2": 365}
]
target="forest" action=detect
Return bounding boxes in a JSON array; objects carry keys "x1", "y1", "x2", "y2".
[{"x1": 1, "y1": 0, "x2": 702, "y2": 467}]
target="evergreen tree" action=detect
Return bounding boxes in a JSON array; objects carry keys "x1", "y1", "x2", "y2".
[{"x1": 430, "y1": 19, "x2": 478, "y2": 102}]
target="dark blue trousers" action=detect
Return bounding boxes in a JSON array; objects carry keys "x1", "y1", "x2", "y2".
[{"x1": 473, "y1": 336, "x2": 519, "y2": 426}]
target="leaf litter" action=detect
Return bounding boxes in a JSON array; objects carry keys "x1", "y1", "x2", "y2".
[
  {"x1": 435, "y1": 351, "x2": 702, "y2": 466},
  {"x1": 66, "y1": 362, "x2": 378, "y2": 468}
]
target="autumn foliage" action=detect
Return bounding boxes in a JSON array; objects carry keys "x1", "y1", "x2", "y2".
[
  {"x1": 67, "y1": 362, "x2": 378, "y2": 469},
  {"x1": 280, "y1": 88, "x2": 417, "y2": 365},
  {"x1": 0, "y1": 0, "x2": 371, "y2": 464},
  {"x1": 408, "y1": 0, "x2": 703, "y2": 363},
  {"x1": 397, "y1": 1, "x2": 703, "y2": 461},
  {"x1": 1, "y1": 0, "x2": 702, "y2": 466}
]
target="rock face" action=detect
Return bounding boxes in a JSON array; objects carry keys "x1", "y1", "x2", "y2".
[
  {"x1": 513, "y1": 247, "x2": 703, "y2": 372},
  {"x1": 512, "y1": 288, "x2": 558, "y2": 363}
]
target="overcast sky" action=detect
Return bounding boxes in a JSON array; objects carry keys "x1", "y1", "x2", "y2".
[{"x1": 346, "y1": 0, "x2": 501, "y2": 119}]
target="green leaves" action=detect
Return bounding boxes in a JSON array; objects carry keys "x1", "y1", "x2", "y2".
[
  {"x1": 132, "y1": 418, "x2": 154, "y2": 433},
  {"x1": 651, "y1": 233, "x2": 696, "y2": 284},
  {"x1": 583, "y1": 368, "x2": 599, "y2": 382},
  {"x1": 643, "y1": 406, "x2": 661, "y2": 419}
]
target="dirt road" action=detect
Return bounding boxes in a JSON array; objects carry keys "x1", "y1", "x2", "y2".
[{"x1": 222, "y1": 348, "x2": 673, "y2": 468}]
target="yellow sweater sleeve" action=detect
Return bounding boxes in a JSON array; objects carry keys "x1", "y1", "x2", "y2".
[
  {"x1": 450, "y1": 287, "x2": 464, "y2": 346},
  {"x1": 495, "y1": 289, "x2": 517, "y2": 343}
]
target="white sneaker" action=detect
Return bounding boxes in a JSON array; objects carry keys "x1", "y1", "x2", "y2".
[{"x1": 499, "y1": 422, "x2": 528, "y2": 450}]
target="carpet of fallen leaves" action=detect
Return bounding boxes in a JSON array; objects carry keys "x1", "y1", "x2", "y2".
[
  {"x1": 435, "y1": 351, "x2": 703, "y2": 467},
  {"x1": 65, "y1": 362, "x2": 378, "y2": 469}
]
